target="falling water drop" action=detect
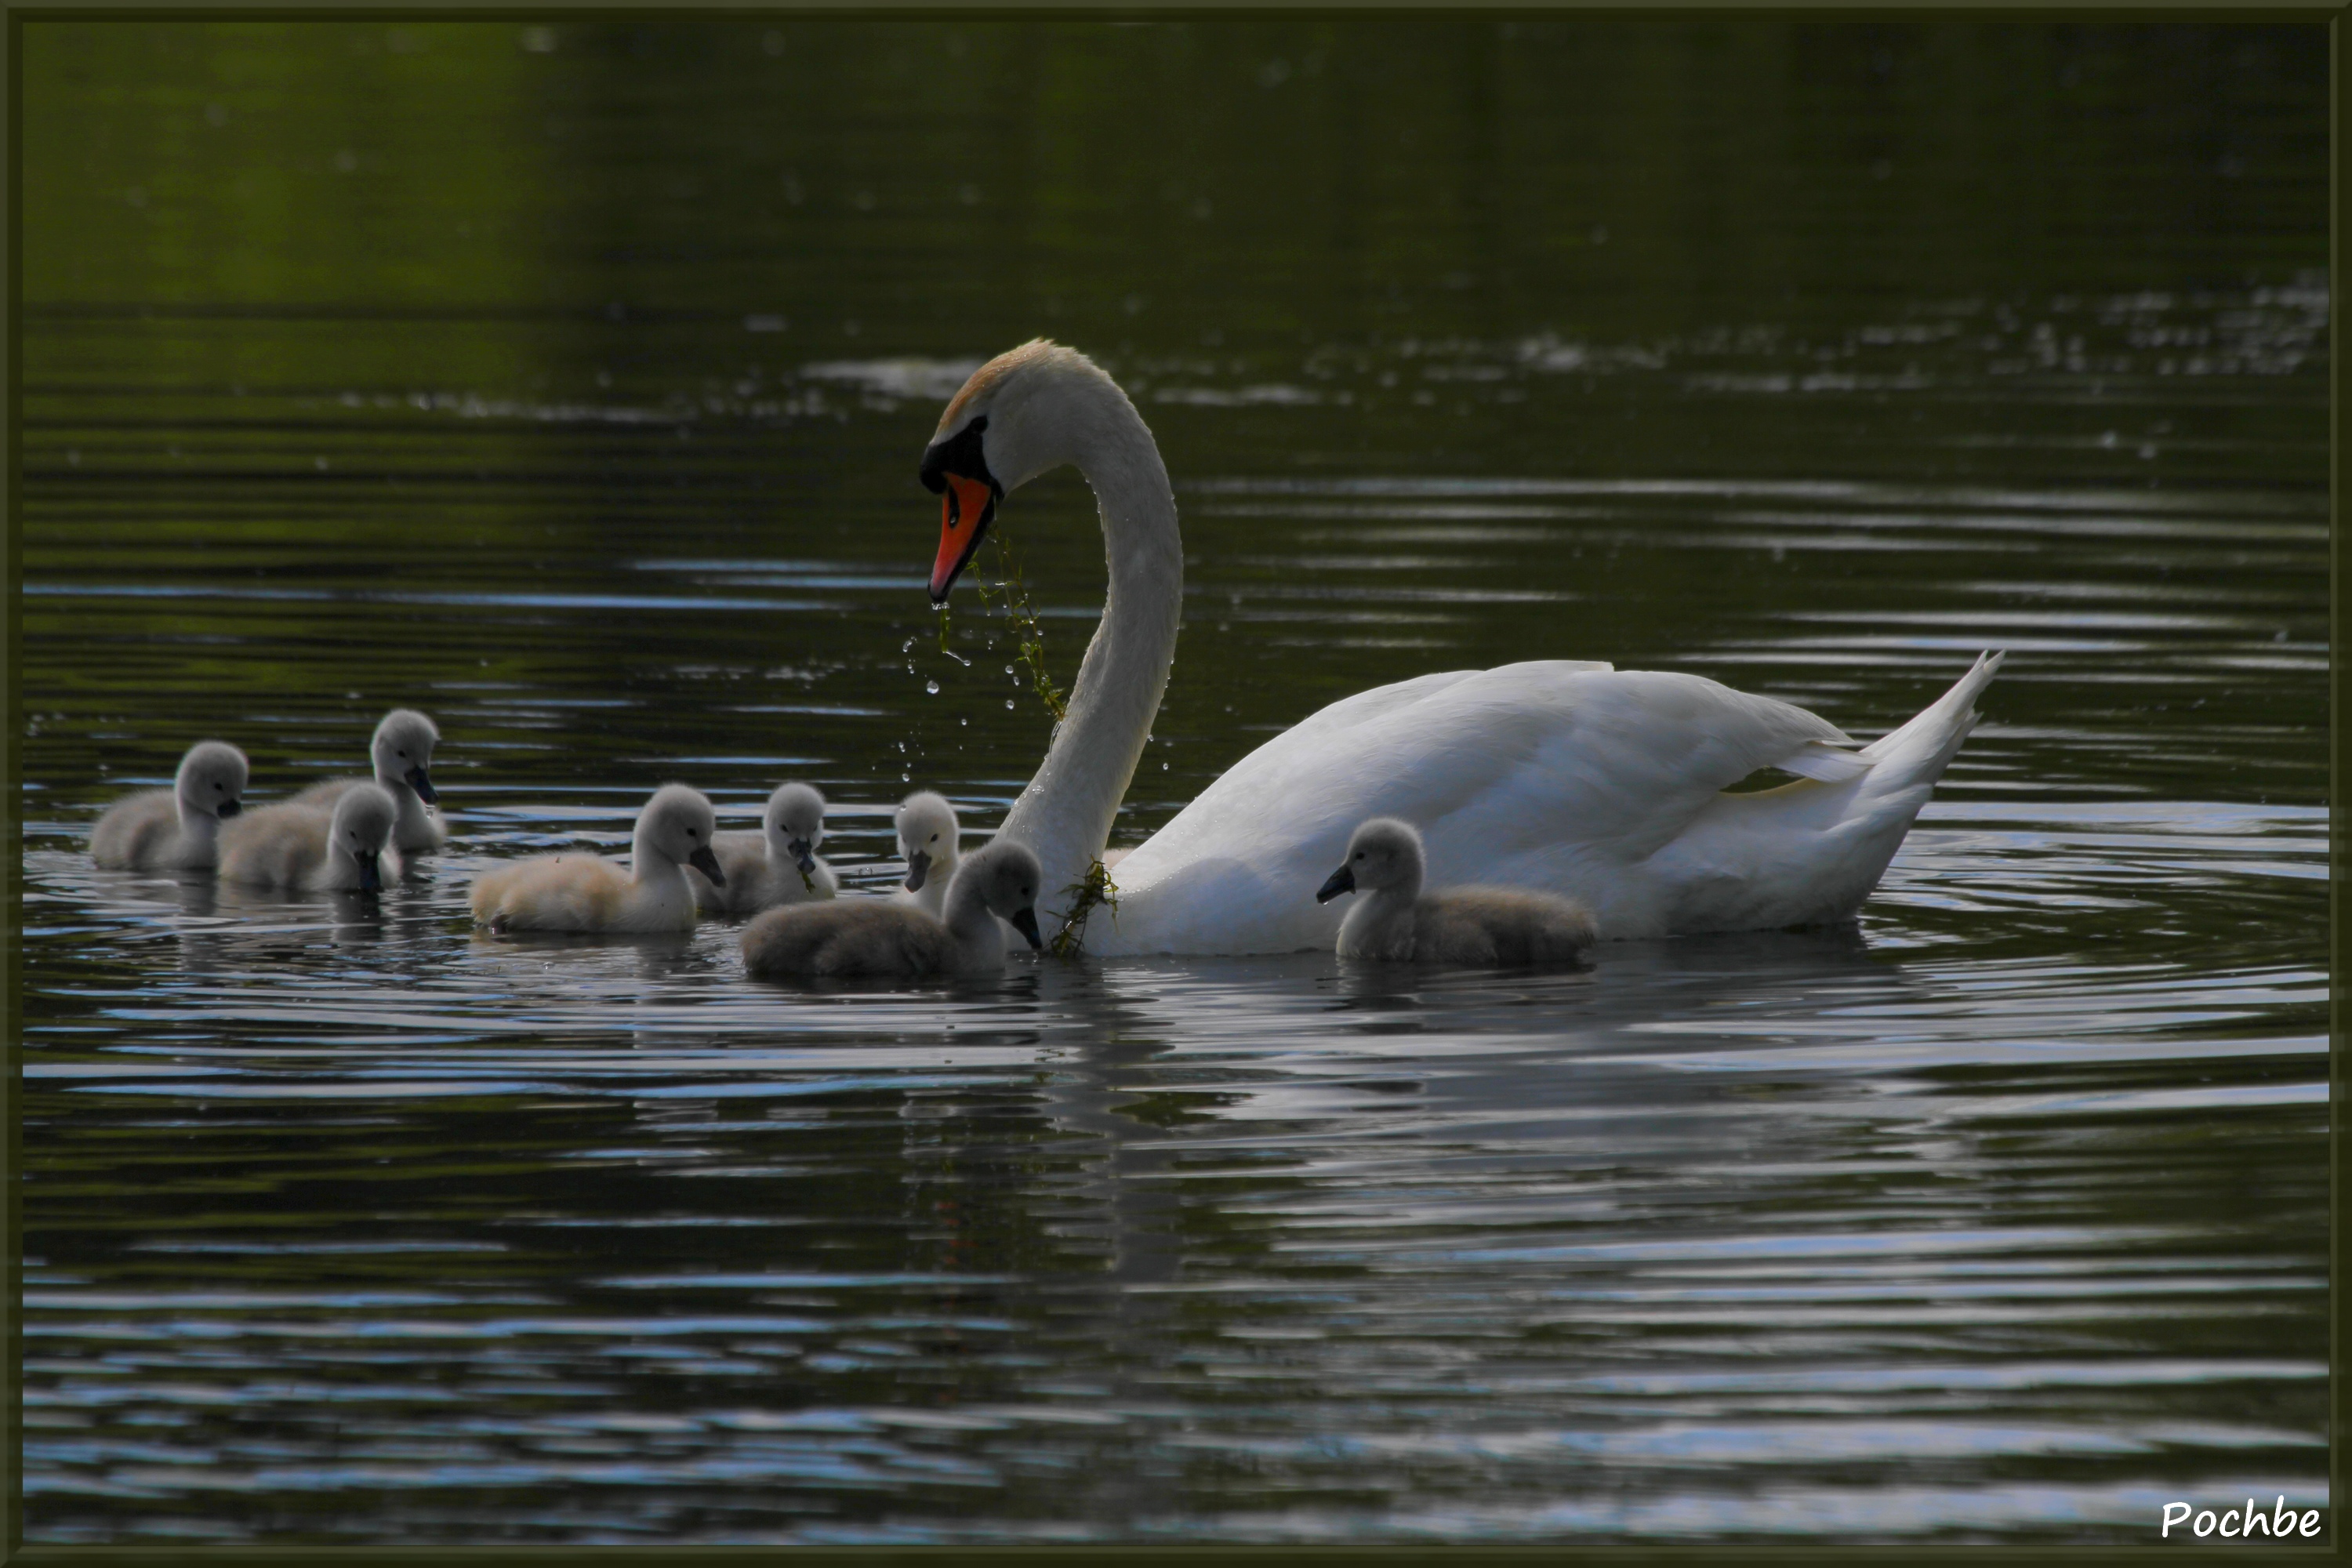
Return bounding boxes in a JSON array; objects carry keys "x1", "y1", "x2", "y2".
[{"x1": 925, "y1": 678, "x2": 940, "y2": 695}]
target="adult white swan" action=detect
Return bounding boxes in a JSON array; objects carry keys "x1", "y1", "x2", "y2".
[{"x1": 920, "y1": 339, "x2": 2001, "y2": 955}]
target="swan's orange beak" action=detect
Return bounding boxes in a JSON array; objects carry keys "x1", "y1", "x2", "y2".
[{"x1": 930, "y1": 473, "x2": 996, "y2": 604}]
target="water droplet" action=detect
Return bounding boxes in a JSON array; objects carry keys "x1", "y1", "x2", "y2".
[
  {"x1": 925, "y1": 678, "x2": 940, "y2": 695},
  {"x1": 1005, "y1": 699, "x2": 1015, "y2": 710}
]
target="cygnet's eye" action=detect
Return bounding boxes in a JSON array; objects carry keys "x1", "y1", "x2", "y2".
[
  {"x1": 686, "y1": 827, "x2": 699, "y2": 838},
  {"x1": 1355, "y1": 851, "x2": 1365, "y2": 861},
  {"x1": 929, "y1": 833, "x2": 939, "y2": 843}
]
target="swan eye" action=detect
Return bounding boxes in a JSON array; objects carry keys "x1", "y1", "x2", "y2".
[
  {"x1": 929, "y1": 833, "x2": 938, "y2": 843},
  {"x1": 687, "y1": 827, "x2": 699, "y2": 838}
]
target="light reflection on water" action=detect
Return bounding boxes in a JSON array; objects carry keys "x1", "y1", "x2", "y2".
[{"x1": 18, "y1": 16, "x2": 2328, "y2": 1547}]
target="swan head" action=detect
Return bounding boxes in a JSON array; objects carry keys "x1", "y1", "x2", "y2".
[
  {"x1": 763, "y1": 782, "x2": 826, "y2": 877},
  {"x1": 641, "y1": 783, "x2": 724, "y2": 885},
  {"x1": 920, "y1": 339, "x2": 1123, "y2": 603},
  {"x1": 332, "y1": 784, "x2": 398, "y2": 892},
  {"x1": 176, "y1": 740, "x2": 250, "y2": 821},
  {"x1": 1316, "y1": 817, "x2": 1425, "y2": 903},
  {"x1": 894, "y1": 789, "x2": 959, "y2": 892},
  {"x1": 370, "y1": 709, "x2": 441, "y2": 804},
  {"x1": 953, "y1": 838, "x2": 1045, "y2": 950}
]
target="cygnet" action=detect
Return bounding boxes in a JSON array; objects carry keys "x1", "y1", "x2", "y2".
[
  {"x1": 1316, "y1": 816, "x2": 1596, "y2": 966},
  {"x1": 220, "y1": 784, "x2": 403, "y2": 892},
  {"x1": 742, "y1": 837, "x2": 1044, "y2": 980},
  {"x1": 692, "y1": 781, "x2": 837, "y2": 917},
  {"x1": 891, "y1": 790, "x2": 962, "y2": 917},
  {"x1": 470, "y1": 783, "x2": 724, "y2": 935},
  {"x1": 290, "y1": 709, "x2": 446, "y2": 852},
  {"x1": 89, "y1": 740, "x2": 250, "y2": 871}
]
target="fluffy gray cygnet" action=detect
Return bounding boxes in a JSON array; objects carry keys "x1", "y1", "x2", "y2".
[
  {"x1": 290, "y1": 709, "x2": 447, "y2": 853},
  {"x1": 1316, "y1": 817, "x2": 1597, "y2": 966},
  {"x1": 742, "y1": 837, "x2": 1044, "y2": 980},
  {"x1": 891, "y1": 790, "x2": 962, "y2": 918},
  {"x1": 89, "y1": 740, "x2": 250, "y2": 871},
  {"x1": 692, "y1": 782, "x2": 837, "y2": 917},
  {"x1": 220, "y1": 784, "x2": 402, "y2": 892},
  {"x1": 470, "y1": 784, "x2": 724, "y2": 935}
]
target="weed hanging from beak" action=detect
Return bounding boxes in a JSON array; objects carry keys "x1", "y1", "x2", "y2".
[{"x1": 971, "y1": 532, "x2": 1067, "y2": 724}]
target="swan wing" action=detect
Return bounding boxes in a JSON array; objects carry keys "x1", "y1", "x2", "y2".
[{"x1": 1102, "y1": 662, "x2": 1865, "y2": 954}]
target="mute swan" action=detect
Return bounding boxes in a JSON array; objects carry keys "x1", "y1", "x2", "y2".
[
  {"x1": 741, "y1": 838, "x2": 1045, "y2": 979},
  {"x1": 892, "y1": 790, "x2": 962, "y2": 917},
  {"x1": 89, "y1": 740, "x2": 250, "y2": 870},
  {"x1": 220, "y1": 784, "x2": 403, "y2": 892},
  {"x1": 290, "y1": 709, "x2": 446, "y2": 853},
  {"x1": 692, "y1": 782, "x2": 837, "y2": 917},
  {"x1": 470, "y1": 784, "x2": 724, "y2": 935},
  {"x1": 1318, "y1": 817, "x2": 1595, "y2": 964},
  {"x1": 919, "y1": 339, "x2": 2003, "y2": 955}
]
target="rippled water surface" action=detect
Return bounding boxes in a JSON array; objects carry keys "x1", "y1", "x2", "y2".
[{"x1": 16, "y1": 19, "x2": 2331, "y2": 1545}]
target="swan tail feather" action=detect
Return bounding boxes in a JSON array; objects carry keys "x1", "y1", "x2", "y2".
[
  {"x1": 1853, "y1": 650, "x2": 2006, "y2": 787},
  {"x1": 1774, "y1": 740, "x2": 1874, "y2": 783}
]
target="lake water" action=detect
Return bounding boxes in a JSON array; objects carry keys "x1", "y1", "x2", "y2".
[{"x1": 16, "y1": 20, "x2": 2331, "y2": 1545}]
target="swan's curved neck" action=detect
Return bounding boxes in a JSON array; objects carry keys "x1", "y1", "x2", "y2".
[{"x1": 995, "y1": 399, "x2": 1182, "y2": 932}]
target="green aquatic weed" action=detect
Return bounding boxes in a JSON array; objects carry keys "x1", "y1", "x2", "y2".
[
  {"x1": 1048, "y1": 856, "x2": 1119, "y2": 959},
  {"x1": 971, "y1": 533, "x2": 1068, "y2": 724}
]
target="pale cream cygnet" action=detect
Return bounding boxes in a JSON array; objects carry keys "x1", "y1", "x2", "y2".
[
  {"x1": 291, "y1": 708, "x2": 446, "y2": 853},
  {"x1": 220, "y1": 784, "x2": 403, "y2": 892},
  {"x1": 89, "y1": 740, "x2": 250, "y2": 871},
  {"x1": 1316, "y1": 817, "x2": 1596, "y2": 966},
  {"x1": 742, "y1": 838, "x2": 1044, "y2": 980},
  {"x1": 470, "y1": 784, "x2": 724, "y2": 935},
  {"x1": 693, "y1": 782, "x2": 837, "y2": 918},
  {"x1": 891, "y1": 790, "x2": 962, "y2": 918}
]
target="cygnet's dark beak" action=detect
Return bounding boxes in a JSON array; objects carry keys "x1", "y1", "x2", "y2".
[
  {"x1": 902, "y1": 848, "x2": 930, "y2": 892},
  {"x1": 689, "y1": 844, "x2": 725, "y2": 885},
  {"x1": 789, "y1": 838, "x2": 818, "y2": 877},
  {"x1": 1009, "y1": 906, "x2": 1044, "y2": 951},
  {"x1": 405, "y1": 764, "x2": 438, "y2": 804},
  {"x1": 355, "y1": 850, "x2": 383, "y2": 893},
  {"x1": 217, "y1": 797, "x2": 243, "y2": 819},
  {"x1": 1315, "y1": 863, "x2": 1356, "y2": 904}
]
